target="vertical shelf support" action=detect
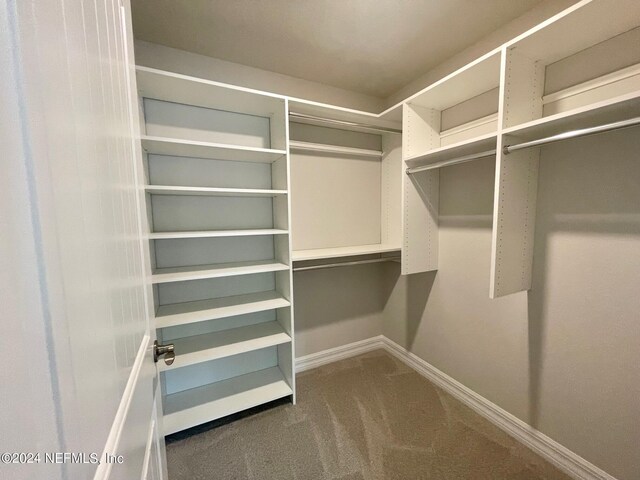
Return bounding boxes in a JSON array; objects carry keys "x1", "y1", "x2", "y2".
[
  {"x1": 490, "y1": 48, "x2": 544, "y2": 298},
  {"x1": 402, "y1": 103, "x2": 440, "y2": 274}
]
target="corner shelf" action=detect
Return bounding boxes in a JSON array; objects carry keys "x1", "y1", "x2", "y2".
[
  {"x1": 155, "y1": 291, "x2": 291, "y2": 329},
  {"x1": 141, "y1": 136, "x2": 286, "y2": 163},
  {"x1": 292, "y1": 244, "x2": 401, "y2": 262},
  {"x1": 158, "y1": 322, "x2": 291, "y2": 372},
  {"x1": 152, "y1": 260, "x2": 290, "y2": 284},
  {"x1": 149, "y1": 229, "x2": 289, "y2": 240},
  {"x1": 163, "y1": 367, "x2": 292, "y2": 435},
  {"x1": 145, "y1": 185, "x2": 287, "y2": 197}
]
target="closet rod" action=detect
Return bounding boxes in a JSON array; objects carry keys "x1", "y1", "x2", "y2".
[
  {"x1": 503, "y1": 116, "x2": 640, "y2": 154},
  {"x1": 293, "y1": 256, "x2": 400, "y2": 272},
  {"x1": 289, "y1": 112, "x2": 403, "y2": 134},
  {"x1": 406, "y1": 149, "x2": 496, "y2": 175}
]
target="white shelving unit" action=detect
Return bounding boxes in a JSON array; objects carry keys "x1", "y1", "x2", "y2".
[
  {"x1": 136, "y1": 67, "x2": 295, "y2": 435},
  {"x1": 401, "y1": 0, "x2": 640, "y2": 297}
]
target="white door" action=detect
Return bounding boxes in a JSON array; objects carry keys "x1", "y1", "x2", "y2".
[{"x1": 1, "y1": 1, "x2": 167, "y2": 479}]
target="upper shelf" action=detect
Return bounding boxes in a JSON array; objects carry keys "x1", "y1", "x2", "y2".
[
  {"x1": 292, "y1": 244, "x2": 401, "y2": 262},
  {"x1": 288, "y1": 98, "x2": 402, "y2": 133},
  {"x1": 141, "y1": 136, "x2": 286, "y2": 163},
  {"x1": 407, "y1": 51, "x2": 501, "y2": 111},
  {"x1": 507, "y1": 0, "x2": 640, "y2": 65},
  {"x1": 136, "y1": 66, "x2": 285, "y2": 118},
  {"x1": 502, "y1": 90, "x2": 640, "y2": 142}
]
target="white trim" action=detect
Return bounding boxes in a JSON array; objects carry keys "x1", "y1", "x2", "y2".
[
  {"x1": 543, "y1": 63, "x2": 640, "y2": 104},
  {"x1": 295, "y1": 336, "x2": 385, "y2": 372},
  {"x1": 380, "y1": 337, "x2": 619, "y2": 480}
]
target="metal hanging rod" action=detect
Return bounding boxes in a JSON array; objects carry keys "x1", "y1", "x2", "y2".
[
  {"x1": 503, "y1": 116, "x2": 640, "y2": 154},
  {"x1": 293, "y1": 256, "x2": 400, "y2": 272},
  {"x1": 406, "y1": 149, "x2": 496, "y2": 175},
  {"x1": 289, "y1": 111, "x2": 402, "y2": 134}
]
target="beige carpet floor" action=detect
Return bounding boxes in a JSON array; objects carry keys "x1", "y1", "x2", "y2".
[{"x1": 166, "y1": 350, "x2": 571, "y2": 480}]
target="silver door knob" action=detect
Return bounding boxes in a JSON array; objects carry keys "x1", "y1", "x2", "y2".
[{"x1": 154, "y1": 340, "x2": 175, "y2": 366}]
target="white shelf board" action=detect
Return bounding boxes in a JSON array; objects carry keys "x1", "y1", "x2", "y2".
[
  {"x1": 145, "y1": 185, "x2": 287, "y2": 197},
  {"x1": 289, "y1": 141, "x2": 382, "y2": 158},
  {"x1": 152, "y1": 260, "x2": 289, "y2": 284},
  {"x1": 159, "y1": 321, "x2": 291, "y2": 372},
  {"x1": 141, "y1": 136, "x2": 286, "y2": 163},
  {"x1": 155, "y1": 290, "x2": 291, "y2": 329},
  {"x1": 292, "y1": 244, "x2": 401, "y2": 262},
  {"x1": 136, "y1": 66, "x2": 285, "y2": 118},
  {"x1": 149, "y1": 229, "x2": 288, "y2": 240},
  {"x1": 507, "y1": 0, "x2": 640, "y2": 65},
  {"x1": 163, "y1": 367, "x2": 292, "y2": 435},
  {"x1": 502, "y1": 91, "x2": 640, "y2": 142},
  {"x1": 288, "y1": 98, "x2": 402, "y2": 133},
  {"x1": 404, "y1": 133, "x2": 497, "y2": 168},
  {"x1": 407, "y1": 51, "x2": 501, "y2": 111}
]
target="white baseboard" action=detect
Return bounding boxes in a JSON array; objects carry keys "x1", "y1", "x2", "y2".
[
  {"x1": 295, "y1": 336, "x2": 385, "y2": 373},
  {"x1": 294, "y1": 336, "x2": 617, "y2": 480},
  {"x1": 380, "y1": 337, "x2": 618, "y2": 480}
]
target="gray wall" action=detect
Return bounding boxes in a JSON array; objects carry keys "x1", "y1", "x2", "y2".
[
  {"x1": 294, "y1": 264, "x2": 387, "y2": 356},
  {"x1": 382, "y1": 131, "x2": 640, "y2": 480}
]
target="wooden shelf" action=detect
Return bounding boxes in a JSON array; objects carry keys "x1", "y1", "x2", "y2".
[
  {"x1": 149, "y1": 229, "x2": 288, "y2": 240},
  {"x1": 145, "y1": 185, "x2": 287, "y2": 197},
  {"x1": 136, "y1": 66, "x2": 285, "y2": 118},
  {"x1": 502, "y1": 91, "x2": 640, "y2": 142},
  {"x1": 155, "y1": 291, "x2": 291, "y2": 329},
  {"x1": 163, "y1": 367, "x2": 292, "y2": 435},
  {"x1": 292, "y1": 244, "x2": 401, "y2": 262},
  {"x1": 159, "y1": 322, "x2": 291, "y2": 372},
  {"x1": 152, "y1": 260, "x2": 289, "y2": 284},
  {"x1": 404, "y1": 133, "x2": 497, "y2": 168},
  {"x1": 141, "y1": 136, "x2": 286, "y2": 163}
]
